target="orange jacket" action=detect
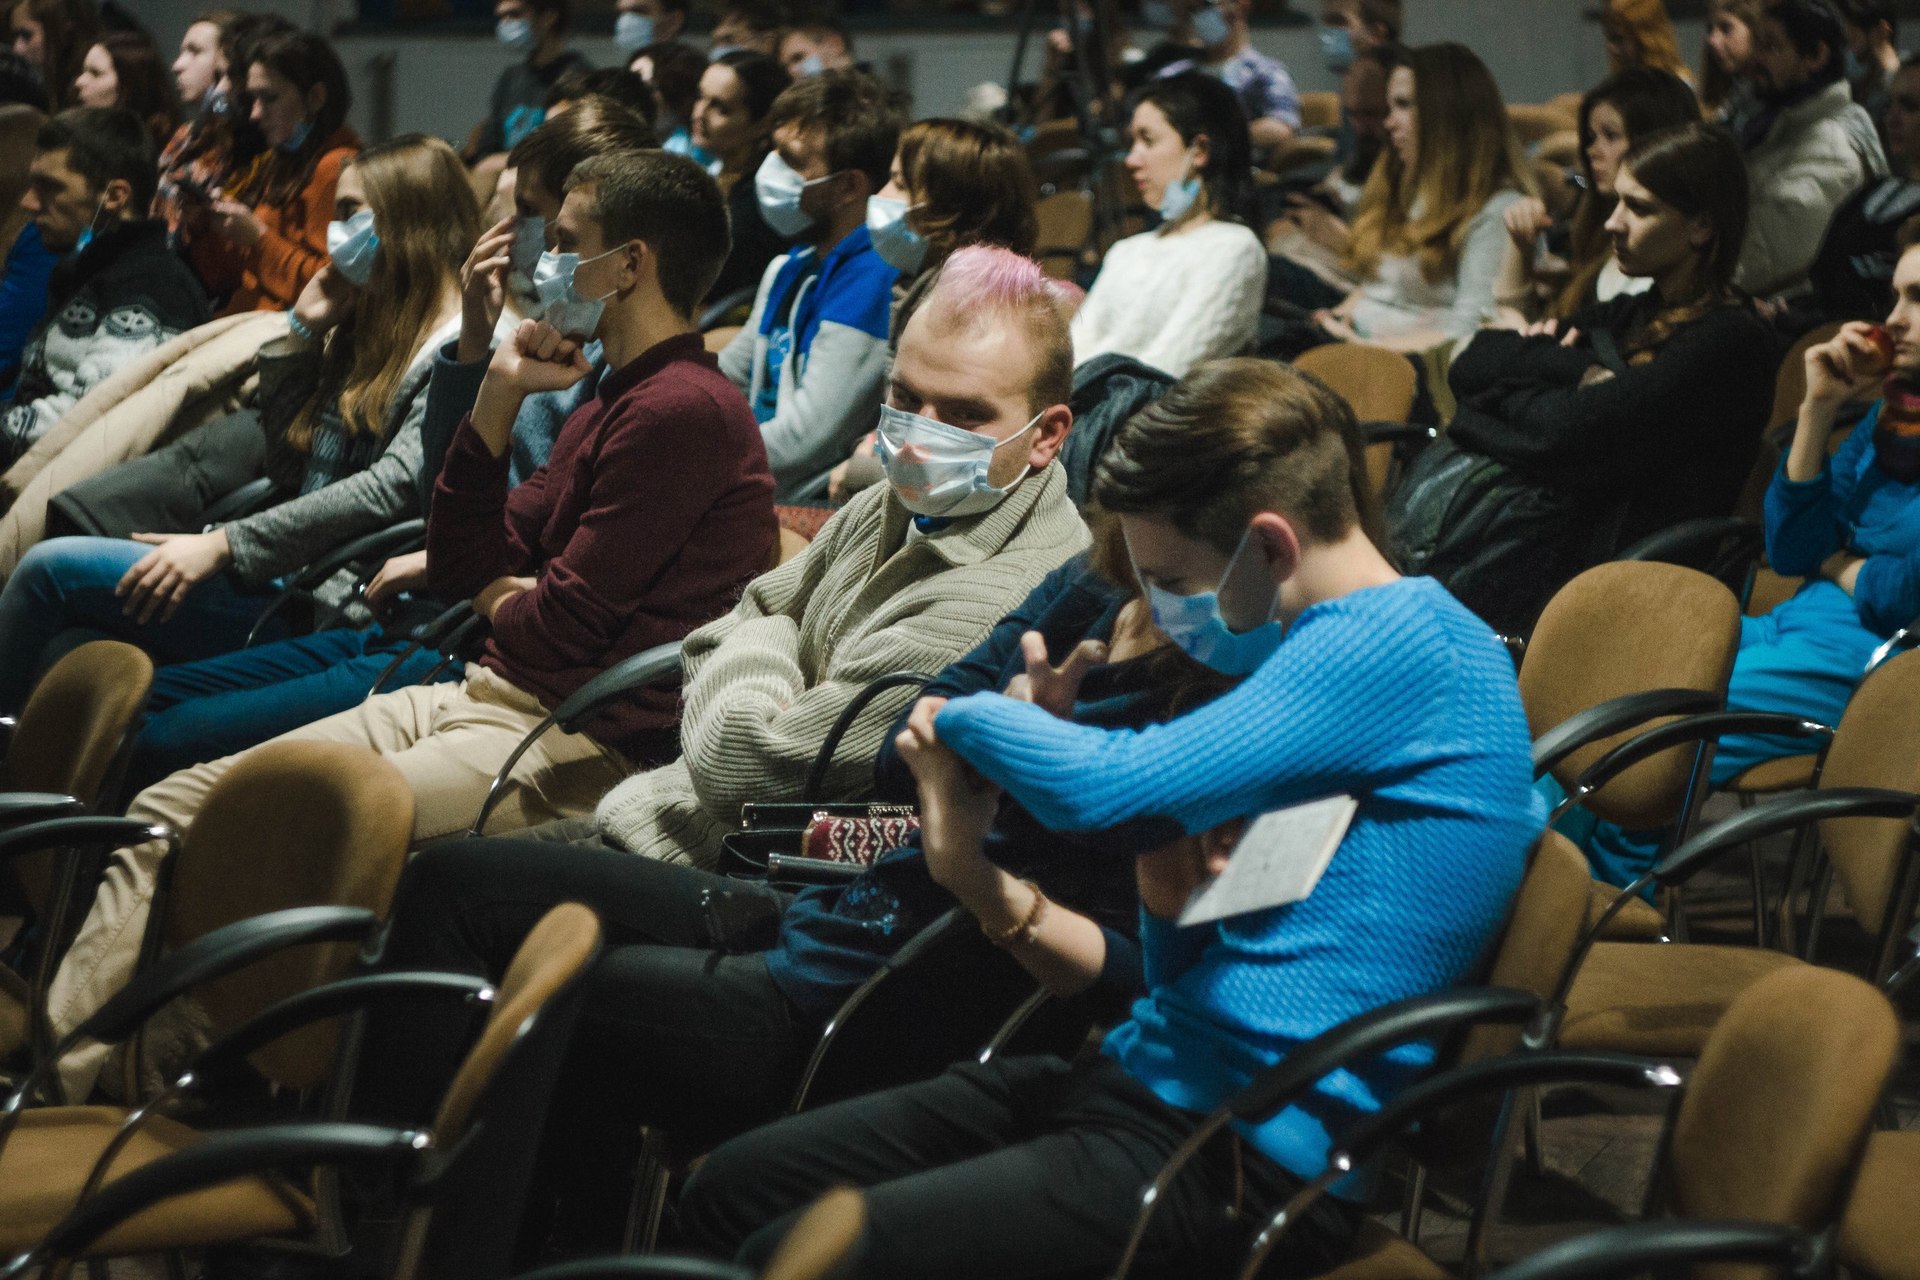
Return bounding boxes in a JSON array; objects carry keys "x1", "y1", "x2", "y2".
[{"x1": 221, "y1": 127, "x2": 361, "y2": 315}]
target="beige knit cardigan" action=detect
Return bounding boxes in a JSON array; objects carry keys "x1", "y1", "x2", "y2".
[{"x1": 594, "y1": 460, "x2": 1089, "y2": 866}]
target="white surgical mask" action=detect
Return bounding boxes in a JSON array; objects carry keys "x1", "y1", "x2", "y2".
[
  {"x1": 614, "y1": 10, "x2": 655, "y2": 52},
  {"x1": 1190, "y1": 3, "x2": 1230, "y2": 47},
  {"x1": 497, "y1": 16, "x2": 536, "y2": 50},
  {"x1": 755, "y1": 150, "x2": 835, "y2": 237},
  {"x1": 531, "y1": 244, "x2": 622, "y2": 339},
  {"x1": 1157, "y1": 151, "x2": 1202, "y2": 224},
  {"x1": 865, "y1": 195, "x2": 927, "y2": 274},
  {"x1": 1128, "y1": 523, "x2": 1284, "y2": 676},
  {"x1": 326, "y1": 207, "x2": 380, "y2": 285},
  {"x1": 874, "y1": 404, "x2": 1040, "y2": 518}
]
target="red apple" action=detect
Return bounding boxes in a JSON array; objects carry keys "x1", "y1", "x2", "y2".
[{"x1": 1864, "y1": 324, "x2": 1896, "y2": 375}]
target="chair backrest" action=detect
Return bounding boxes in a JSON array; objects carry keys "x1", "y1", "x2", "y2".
[
  {"x1": 1034, "y1": 190, "x2": 1094, "y2": 281},
  {"x1": 402, "y1": 902, "x2": 602, "y2": 1280},
  {"x1": 1812, "y1": 647, "x2": 1920, "y2": 948},
  {"x1": 1668, "y1": 967, "x2": 1897, "y2": 1255},
  {"x1": 1736, "y1": 323, "x2": 1846, "y2": 522},
  {"x1": 3, "y1": 640, "x2": 154, "y2": 911},
  {"x1": 163, "y1": 741, "x2": 413, "y2": 1089},
  {"x1": 1299, "y1": 90, "x2": 1341, "y2": 129},
  {"x1": 762, "y1": 1188, "x2": 868, "y2": 1280},
  {"x1": 1464, "y1": 832, "x2": 1592, "y2": 1063},
  {"x1": 1519, "y1": 562, "x2": 1739, "y2": 829},
  {"x1": 1293, "y1": 344, "x2": 1419, "y2": 500}
]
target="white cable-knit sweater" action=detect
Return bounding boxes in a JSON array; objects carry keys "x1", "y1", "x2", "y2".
[{"x1": 1069, "y1": 219, "x2": 1268, "y2": 377}]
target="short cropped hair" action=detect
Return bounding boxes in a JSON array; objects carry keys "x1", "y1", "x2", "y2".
[
  {"x1": 911, "y1": 245, "x2": 1076, "y2": 413},
  {"x1": 766, "y1": 68, "x2": 901, "y2": 189},
  {"x1": 546, "y1": 66, "x2": 660, "y2": 130},
  {"x1": 37, "y1": 105, "x2": 156, "y2": 209},
  {"x1": 566, "y1": 149, "x2": 730, "y2": 316},
  {"x1": 509, "y1": 97, "x2": 655, "y2": 202}
]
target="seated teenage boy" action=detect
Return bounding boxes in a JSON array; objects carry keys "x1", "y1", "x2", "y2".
[
  {"x1": 44, "y1": 148, "x2": 777, "y2": 1102},
  {"x1": 719, "y1": 69, "x2": 903, "y2": 500},
  {"x1": 679, "y1": 357, "x2": 1542, "y2": 1279}
]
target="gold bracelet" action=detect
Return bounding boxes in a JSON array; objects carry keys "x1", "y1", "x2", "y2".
[{"x1": 984, "y1": 879, "x2": 1046, "y2": 948}]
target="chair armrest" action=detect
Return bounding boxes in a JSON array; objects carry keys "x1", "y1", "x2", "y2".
[
  {"x1": 1653, "y1": 786, "x2": 1920, "y2": 889},
  {"x1": 552, "y1": 642, "x2": 685, "y2": 734},
  {"x1": 1362, "y1": 422, "x2": 1438, "y2": 446},
  {"x1": 198, "y1": 476, "x2": 280, "y2": 531},
  {"x1": 513, "y1": 1257, "x2": 756, "y2": 1280},
  {"x1": 1552, "y1": 711, "x2": 1833, "y2": 822},
  {"x1": 0, "y1": 815, "x2": 173, "y2": 863},
  {"x1": 245, "y1": 519, "x2": 430, "y2": 647},
  {"x1": 696, "y1": 286, "x2": 759, "y2": 333},
  {"x1": 0, "y1": 792, "x2": 87, "y2": 827},
  {"x1": 10, "y1": 1122, "x2": 427, "y2": 1275},
  {"x1": 1484, "y1": 1221, "x2": 1820, "y2": 1280},
  {"x1": 1867, "y1": 612, "x2": 1920, "y2": 674},
  {"x1": 801, "y1": 671, "x2": 934, "y2": 804},
  {"x1": 765, "y1": 853, "x2": 866, "y2": 887},
  {"x1": 1613, "y1": 517, "x2": 1762, "y2": 569},
  {"x1": 1531, "y1": 688, "x2": 1723, "y2": 779},
  {"x1": 1230, "y1": 987, "x2": 1541, "y2": 1123}
]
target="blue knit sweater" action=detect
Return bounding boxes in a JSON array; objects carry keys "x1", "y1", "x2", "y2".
[{"x1": 934, "y1": 575, "x2": 1541, "y2": 1181}]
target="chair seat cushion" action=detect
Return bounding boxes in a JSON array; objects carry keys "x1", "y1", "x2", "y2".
[
  {"x1": 1307, "y1": 1219, "x2": 1450, "y2": 1279},
  {"x1": 0, "y1": 1106, "x2": 312, "y2": 1255},
  {"x1": 1561, "y1": 943, "x2": 1803, "y2": 1056},
  {"x1": 1583, "y1": 882, "x2": 1668, "y2": 940},
  {"x1": 1841, "y1": 1130, "x2": 1920, "y2": 1280},
  {"x1": 1724, "y1": 754, "x2": 1818, "y2": 794}
]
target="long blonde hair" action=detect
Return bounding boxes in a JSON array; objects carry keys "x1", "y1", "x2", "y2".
[
  {"x1": 290, "y1": 134, "x2": 478, "y2": 450},
  {"x1": 1343, "y1": 43, "x2": 1535, "y2": 285}
]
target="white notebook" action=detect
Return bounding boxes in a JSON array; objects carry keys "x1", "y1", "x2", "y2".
[{"x1": 1178, "y1": 795, "x2": 1358, "y2": 927}]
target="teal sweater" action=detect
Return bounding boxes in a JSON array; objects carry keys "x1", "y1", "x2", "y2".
[{"x1": 934, "y1": 576, "x2": 1542, "y2": 1182}]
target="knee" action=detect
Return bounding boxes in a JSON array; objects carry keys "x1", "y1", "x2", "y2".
[
  {"x1": 376, "y1": 838, "x2": 499, "y2": 964},
  {"x1": 678, "y1": 1135, "x2": 769, "y2": 1259}
]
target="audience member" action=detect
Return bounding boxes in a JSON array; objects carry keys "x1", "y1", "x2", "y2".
[
  {"x1": 779, "y1": 16, "x2": 855, "y2": 78},
  {"x1": 0, "y1": 48, "x2": 49, "y2": 391},
  {"x1": 1309, "y1": 42, "x2": 1533, "y2": 353},
  {"x1": 1496, "y1": 67, "x2": 1699, "y2": 323},
  {"x1": 472, "y1": 0, "x2": 591, "y2": 161},
  {"x1": 8, "y1": 0, "x2": 96, "y2": 107},
  {"x1": 719, "y1": 68, "x2": 902, "y2": 500},
  {"x1": 1, "y1": 108, "x2": 208, "y2": 466},
  {"x1": 613, "y1": 0, "x2": 690, "y2": 55},
  {"x1": 1575, "y1": 238, "x2": 1920, "y2": 887},
  {"x1": 1703, "y1": 0, "x2": 1764, "y2": 122},
  {"x1": 1599, "y1": 0, "x2": 1696, "y2": 83},
  {"x1": 680, "y1": 356, "x2": 1540, "y2": 1278},
  {"x1": 1156, "y1": 0, "x2": 1299, "y2": 156},
  {"x1": 207, "y1": 28, "x2": 360, "y2": 314},
  {"x1": 543, "y1": 65, "x2": 658, "y2": 131},
  {"x1": 1838, "y1": 0, "x2": 1899, "y2": 138},
  {"x1": 696, "y1": 50, "x2": 793, "y2": 309},
  {"x1": 636, "y1": 39, "x2": 709, "y2": 155},
  {"x1": 0, "y1": 133, "x2": 478, "y2": 716},
  {"x1": 1734, "y1": 0, "x2": 1887, "y2": 297},
  {"x1": 73, "y1": 30, "x2": 176, "y2": 147},
  {"x1": 1316, "y1": 0, "x2": 1399, "y2": 75},
  {"x1": 42, "y1": 148, "x2": 778, "y2": 1101},
  {"x1": 710, "y1": 0, "x2": 788, "y2": 58},
  {"x1": 1397, "y1": 123, "x2": 1772, "y2": 635},
  {"x1": 1782, "y1": 54, "x2": 1920, "y2": 334},
  {"x1": 1071, "y1": 74, "x2": 1265, "y2": 376}
]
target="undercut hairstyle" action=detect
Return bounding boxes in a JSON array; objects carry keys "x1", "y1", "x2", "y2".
[
  {"x1": 1094, "y1": 358, "x2": 1374, "y2": 552},
  {"x1": 546, "y1": 66, "x2": 659, "y2": 131},
  {"x1": 509, "y1": 96, "x2": 656, "y2": 204},
  {"x1": 766, "y1": 67, "x2": 901, "y2": 189},
  {"x1": 37, "y1": 104, "x2": 155, "y2": 208},
  {"x1": 910, "y1": 244, "x2": 1076, "y2": 413},
  {"x1": 566, "y1": 148, "x2": 730, "y2": 316}
]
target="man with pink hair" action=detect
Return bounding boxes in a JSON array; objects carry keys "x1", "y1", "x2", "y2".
[{"x1": 347, "y1": 243, "x2": 1092, "y2": 1251}]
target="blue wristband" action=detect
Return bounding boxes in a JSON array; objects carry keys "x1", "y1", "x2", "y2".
[{"x1": 286, "y1": 308, "x2": 316, "y2": 342}]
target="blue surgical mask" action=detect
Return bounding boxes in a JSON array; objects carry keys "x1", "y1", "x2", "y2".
[
  {"x1": 277, "y1": 118, "x2": 313, "y2": 155},
  {"x1": 497, "y1": 16, "x2": 536, "y2": 50},
  {"x1": 1157, "y1": 152, "x2": 1202, "y2": 224},
  {"x1": 755, "y1": 150, "x2": 834, "y2": 237},
  {"x1": 614, "y1": 10, "x2": 655, "y2": 52},
  {"x1": 1128, "y1": 523, "x2": 1284, "y2": 676},
  {"x1": 708, "y1": 42, "x2": 742, "y2": 61},
  {"x1": 202, "y1": 83, "x2": 230, "y2": 118},
  {"x1": 1319, "y1": 23, "x2": 1354, "y2": 72},
  {"x1": 1190, "y1": 4, "x2": 1231, "y2": 47},
  {"x1": 874, "y1": 404, "x2": 1041, "y2": 518},
  {"x1": 796, "y1": 51, "x2": 826, "y2": 77},
  {"x1": 865, "y1": 195, "x2": 927, "y2": 274},
  {"x1": 326, "y1": 207, "x2": 380, "y2": 285},
  {"x1": 531, "y1": 244, "x2": 622, "y2": 339}
]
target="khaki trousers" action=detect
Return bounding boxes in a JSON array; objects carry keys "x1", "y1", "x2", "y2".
[{"x1": 47, "y1": 664, "x2": 631, "y2": 1100}]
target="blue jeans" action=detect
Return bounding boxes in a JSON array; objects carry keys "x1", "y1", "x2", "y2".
[
  {"x1": 0, "y1": 537, "x2": 291, "y2": 714},
  {"x1": 1576, "y1": 583, "x2": 1882, "y2": 888},
  {"x1": 130, "y1": 626, "x2": 459, "y2": 792}
]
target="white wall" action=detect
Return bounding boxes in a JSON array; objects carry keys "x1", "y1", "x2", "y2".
[{"x1": 132, "y1": 1, "x2": 1706, "y2": 145}]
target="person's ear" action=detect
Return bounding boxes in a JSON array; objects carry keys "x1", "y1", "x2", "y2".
[
  {"x1": 1687, "y1": 212, "x2": 1714, "y2": 250},
  {"x1": 304, "y1": 81, "x2": 327, "y2": 119},
  {"x1": 1027, "y1": 402, "x2": 1073, "y2": 469},
  {"x1": 99, "y1": 176, "x2": 132, "y2": 216},
  {"x1": 1249, "y1": 511, "x2": 1302, "y2": 586},
  {"x1": 1190, "y1": 130, "x2": 1212, "y2": 173},
  {"x1": 1199, "y1": 819, "x2": 1243, "y2": 876}
]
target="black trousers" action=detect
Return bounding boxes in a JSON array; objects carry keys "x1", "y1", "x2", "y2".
[
  {"x1": 355, "y1": 835, "x2": 808, "y2": 1249},
  {"x1": 678, "y1": 1054, "x2": 1361, "y2": 1280}
]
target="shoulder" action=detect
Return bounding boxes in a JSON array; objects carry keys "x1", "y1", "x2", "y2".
[
  {"x1": 815, "y1": 247, "x2": 899, "y2": 336},
  {"x1": 1193, "y1": 219, "x2": 1267, "y2": 262},
  {"x1": 1469, "y1": 190, "x2": 1526, "y2": 228}
]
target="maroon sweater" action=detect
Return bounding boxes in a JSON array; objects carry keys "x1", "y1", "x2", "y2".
[{"x1": 427, "y1": 331, "x2": 776, "y2": 761}]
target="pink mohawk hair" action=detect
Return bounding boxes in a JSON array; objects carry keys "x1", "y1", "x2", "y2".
[{"x1": 919, "y1": 244, "x2": 1076, "y2": 337}]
